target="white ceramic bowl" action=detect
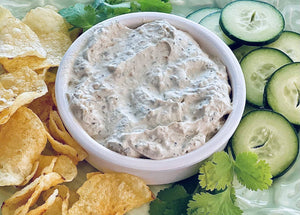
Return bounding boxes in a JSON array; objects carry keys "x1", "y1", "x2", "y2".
[{"x1": 56, "y1": 12, "x2": 246, "y2": 185}]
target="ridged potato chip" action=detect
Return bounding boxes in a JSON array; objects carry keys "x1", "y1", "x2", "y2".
[
  {"x1": 67, "y1": 173, "x2": 154, "y2": 215},
  {"x1": 1, "y1": 172, "x2": 64, "y2": 215},
  {"x1": 0, "y1": 6, "x2": 46, "y2": 59},
  {"x1": 48, "y1": 110, "x2": 87, "y2": 162},
  {"x1": 0, "y1": 107, "x2": 47, "y2": 186},
  {"x1": 0, "y1": 67, "x2": 48, "y2": 124}
]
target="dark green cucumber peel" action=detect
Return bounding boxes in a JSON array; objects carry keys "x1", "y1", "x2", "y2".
[
  {"x1": 219, "y1": 0, "x2": 285, "y2": 46},
  {"x1": 231, "y1": 110, "x2": 299, "y2": 178}
]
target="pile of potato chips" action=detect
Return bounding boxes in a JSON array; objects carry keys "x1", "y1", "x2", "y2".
[{"x1": 0, "y1": 5, "x2": 154, "y2": 215}]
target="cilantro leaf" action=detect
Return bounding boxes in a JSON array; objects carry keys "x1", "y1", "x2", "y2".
[
  {"x1": 59, "y1": 0, "x2": 172, "y2": 32},
  {"x1": 187, "y1": 187, "x2": 242, "y2": 215},
  {"x1": 234, "y1": 152, "x2": 273, "y2": 191},
  {"x1": 176, "y1": 174, "x2": 202, "y2": 194},
  {"x1": 149, "y1": 185, "x2": 191, "y2": 215},
  {"x1": 58, "y1": 3, "x2": 97, "y2": 31},
  {"x1": 157, "y1": 184, "x2": 190, "y2": 201},
  {"x1": 199, "y1": 151, "x2": 234, "y2": 191}
]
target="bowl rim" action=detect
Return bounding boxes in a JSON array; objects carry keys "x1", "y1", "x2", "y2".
[{"x1": 55, "y1": 12, "x2": 246, "y2": 172}]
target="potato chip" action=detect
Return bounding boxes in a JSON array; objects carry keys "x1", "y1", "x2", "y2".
[
  {"x1": 21, "y1": 7, "x2": 72, "y2": 68},
  {"x1": 33, "y1": 156, "x2": 58, "y2": 180},
  {"x1": 22, "y1": 6, "x2": 71, "y2": 36},
  {"x1": 44, "y1": 68, "x2": 57, "y2": 83},
  {"x1": 0, "y1": 6, "x2": 46, "y2": 58},
  {"x1": 53, "y1": 155, "x2": 77, "y2": 182},
  {"x1": 1, "y1": 172, "x2": 64, "y2": 215},
  {"x1": 41, "y1": 185, "x2": 71, "y2": 215},
  {"x1": 67, "y1": 173, "x2": 154, "y2": 215},
  {"x1": 0, "y1": 32, "x2": 71, "y2": 72},
  {"x1": 32, "y1": 155, "x2": 77, "y2": 183},
  {"x1": 0, "y1": 107, "x2": 47, "y2": 186},
  {"x1": 48, "y1": 110, "x2": 87, "y2": 162},
  {"x1": 0, "y1": 67, "x2": 48, "y2": 124},
  {"x1": 19, "y1": 161, "x2": 40, "y2": 187},
  {"x1": 0, "y1": 56, "x2": 49, "y2": 73},
  {"x1": 28, "y1": 82, "x2": 55, "y2": 123},
  {"x1": 46, "y1": 132, "x2": 80, "y2": 164},
  {"x1": 38, "y1": 32, "x2": 72, "y2": 67},
  {"x1": 26, "y1": 189, "x2": 59, "y2": 215}
]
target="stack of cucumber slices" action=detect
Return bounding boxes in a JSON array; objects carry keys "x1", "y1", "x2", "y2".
[{"x1": 187, "y1": 0, "x2": 300, "y2": 178}]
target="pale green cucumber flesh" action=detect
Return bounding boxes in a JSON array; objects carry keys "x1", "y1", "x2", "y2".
[
  {"x1": 231, "y1": 110, "x2": 299, "y2": 178},
  {"x1": 240, "y1": 47, "x2": 292, "y2": 107}
]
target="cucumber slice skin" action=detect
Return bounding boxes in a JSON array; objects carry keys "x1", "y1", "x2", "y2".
[
  {"x1": 220, "y1": 0, "x2": 285, "y2": 46},
  {"x1": 265, "y1": 62, "x2": 300, "y2": 125},
  {"x1": 186, "y1": 7, "x2": 220, "y2": 23},
  {"x1": 199, "y1": 11, "x2": 237, "y2": 47},
  {"x1": 233, "y1": 45, "x2": 259, "y2": 62},
  {"x1": 231, "y1": 110, "x2": 299, "y2": 178},
  {"x1": 265, "y1": 31, "x2": 300, "y2": 62},
  {"x1": 240, "y1": 47, "x2": 292, "y2": 107}
]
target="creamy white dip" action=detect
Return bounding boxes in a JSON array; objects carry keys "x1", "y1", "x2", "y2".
[{"x1": 68, "y1": 20, "x2": 232, "y2": 159}]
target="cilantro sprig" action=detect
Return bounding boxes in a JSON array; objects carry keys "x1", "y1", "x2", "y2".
[
  {"x1": 58, "y1": 0, "x2": 172, "y2": 31},
  {"x1": 150, "y1": 151, "x2": 273, "y2": 215}
]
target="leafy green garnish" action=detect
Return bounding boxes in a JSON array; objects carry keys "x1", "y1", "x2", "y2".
[
  {"x1": 187, "y1": 187, "x2": 242, "y2": 215},
  {"x1": 58, "y1": 0, "x2": 172, "y2": 31},
  {"x1": 199, "y1": 151, "x2": 234, "y2": 191},
  {"x1": 58, "y1": 4, "x2": 97, "y2": 31},
  {"x1": 149, "y1": 185, "x2": 191, "y2": 215},
  {"x1": 150, "y1": 151, "x2": 273, "y2": 215},
  {"x1": 234, "y1": 152, "x2": 272, "y2": 191}
]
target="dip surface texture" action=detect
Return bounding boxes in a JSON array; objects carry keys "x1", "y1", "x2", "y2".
[{"x1": 68, "y1": 20, "x2": 232, "y2": 159}]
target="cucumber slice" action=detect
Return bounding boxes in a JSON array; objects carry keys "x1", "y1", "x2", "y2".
[
  {"x1": 199, "y1": 11, "x2": 237, "y2": 47},
  {"x1": 220, "y1": 0, "x2": 285, "y2": 46},
  {"x1": 266, "y1": 62, "x2": 300, "y2": 125},
  {"x1": 233, "y1": 45, "x2": 259, "y2": 62},
  {"x1": 231, "y1": 110, "x2": 299, "y2": 178},
  {"x1": 265, "y1": 31, "x2": 300, "y2": 62},
  {"x1": 186, "y1": 7, "x2": 220, "y2": 23},
  {"x1": 240, "y1": 47, "x2": 292, "y2": 107}
]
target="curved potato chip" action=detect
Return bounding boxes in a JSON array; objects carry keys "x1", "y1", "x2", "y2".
[
  {"x1": 22, "y1": 7, "x2": 71, "y2": 36},
  {"x1": 28, "y1": 82, "x2": 55, "y2": 123},
  {"x1": 0, "y1": 31, "x2": 72, "y2": 72},
  {"x1": 19, "y1": 161, "x2": 39, "y2": 187},
  {"x1": 67, "y1": 173, "x2": 154, "y2": 215},
  {"x1": 41, "y1": 185, "x2": 70, "y2": 215},
  {"x1": 46, "y1": 132, "x2": 80, "y2": 164},
  {"x1": 26, "y1": 189, "x2": 59, "y2": 215},
  {"x1": 0, "y1": 33, "x2": 72, "y2": 73},
  {"x1": 0, "y1": 67, "x2": 48, "y2": 124},
  {"x1": 49, "y1": 110, "x2": 87, "y2": 162},
  {"x1": 54, "y1": 155, "x2": 77, "y2": 182},
  {"x1": 33, "y1": 156, "x2": 58, "y2": 180},
  {"x1": 0, "y1": 107, "x2": 47, "y2": 186},
  {"x1": 0, "y1": 6, "x2": 46, "y2": 58},
  {"x1": 33, "y1": 155, "x2": 77, "y2": 182},
  {"x1": 1, "y1": 172, "x2": 64, "y2": 215}
]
